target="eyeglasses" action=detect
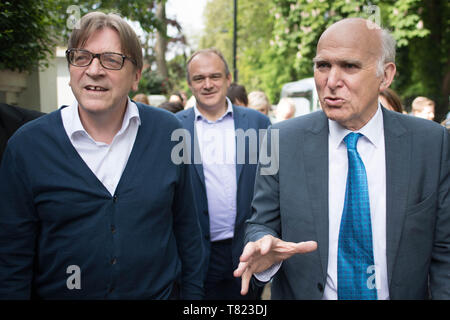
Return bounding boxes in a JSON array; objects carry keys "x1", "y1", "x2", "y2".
[{"x1": 66, "y1": 48, "x2": 137, "y2": 70}]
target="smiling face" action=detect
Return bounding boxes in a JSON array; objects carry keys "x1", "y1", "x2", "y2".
[
  {"x1": 313, "y1": 18, "x2": 395, "y2": 130},
  {"x1": 187, "y1": 52, "x2": 231, "y2": 116},
  {"x1": 68, "y1": 27, "x2": 141, "y2": 119}
]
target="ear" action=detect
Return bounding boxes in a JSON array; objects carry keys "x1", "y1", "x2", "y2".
[
  {"x1": 226, "y1": 72, "x2": 232, "y2": 87},
  {"x1": 379, "y1": 62, "x2": 396, "y2": 92},
  {"x1": 131, "y1": 68, "x2": 142, "y2": 92},
  {"x1": 187, "y1": 82, "x2": 194, "y2": 95}
]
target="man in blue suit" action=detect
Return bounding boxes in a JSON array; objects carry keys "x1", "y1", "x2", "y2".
[
  {"x1": 176, "y1": 49, "x2": 271, "y2": 299},
  {"x1": 0, "y1": 12, "x2": 203, "y2": 299},
  {"x1": 234, "y1": 18, "x2": 449, "y2": 299}
]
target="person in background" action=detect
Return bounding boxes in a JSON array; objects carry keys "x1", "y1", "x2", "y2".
[
  {"x1": 227, "y1": 83, "x2": 248, "y2": 107},
  {"x1": 184, "y1": 96, "x2": 196, "y2": 109},
  {"x1": 234, "y1": 17, "x2": 449, "y2": 300},
  {"x1": 379, "y1": 88, "x2": 403, "y2": 113},
  {"x1": 176, "y1": 48, "x2": 271, "y2": 300},
  {"x1": 248, "y1": 91, "x2": 271, "y2": 116},
  {"x1": 442, "y1": 118, "x2": 450, "y2": 131},
  {"x1": 178, "y1": 91, "x2": 188, "y2": 107},
  {"x1": 0, "y1": 103, "x2": 44, "y2": 163},
  {"x1": 169, "y1": 92, "x2": 184, "y2": 105},
  {"x1": 132, "y1": 93, "x2": 150, "y2": 105},
  {"x1": 0, "y1": 11, "x2": 204, "y2": 300},
  {"x1": 274, "y1": 97, "x2": 296, "y2": 122},
  {"x1": 411, "y1": 96, "x2": 435, "y2": 121}
]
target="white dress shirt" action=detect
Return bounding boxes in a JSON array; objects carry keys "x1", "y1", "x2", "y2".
[
  {"x1": 194, "y1": 98, "x2": 237, "y2": 241},
  {"x1": 61, "y1": 98, "x2": 141, "y2": 196},
  {"x1": 325, "y1": 105, "x2": 389, "y2": 299}
]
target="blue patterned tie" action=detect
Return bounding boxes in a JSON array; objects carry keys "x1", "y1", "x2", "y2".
[{"x1": 337, "y1": 132, "x2": 377, "y2": 300}]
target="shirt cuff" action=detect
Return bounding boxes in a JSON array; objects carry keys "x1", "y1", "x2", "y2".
[{"x1": 254, "y1": 261, "x2": 282, "y2": 282}]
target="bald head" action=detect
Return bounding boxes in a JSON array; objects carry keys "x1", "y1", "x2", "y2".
[
  {"x1": 317, "y1": 18, "x2": 395, "y2": 76},
  {"x1": 313, "y1": 18, "x2": 397, "y2": 130},
  {"x1": 318, "y1": 18, "x2": 381, "y2": 70},
  {"x1": 319, "y1": 18, "x2": 381, "y2": 47}
]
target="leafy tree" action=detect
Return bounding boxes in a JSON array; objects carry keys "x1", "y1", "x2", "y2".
[
  {"x1": 136, "y1": 68, "x2": 168, "y2": 95},
  {"x1": 387, "y1": 0, "x2": 449, "y2": 119},
  {"x1": 200, "y1": 0, "x2": 234, "y2": 66},
  {"x1": 200, "y1": 0, "x2": 448, "y2": 119},
  {"x1": 235, "y1": 0, "x2": 278, "y2": 99},
  {"x1": 166, "y1": 53, "x2": 190, "y2": 94},
  {"x1": 200, "y1": 0, "x2": 279, "y2": 101},
  {"x1": 0, "y1": 0, "x2": 59, "y2": 72}
]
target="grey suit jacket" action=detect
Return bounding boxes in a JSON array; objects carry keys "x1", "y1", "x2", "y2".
[{"x1": 246, "y1": 108, "x2": 450, "y2": 299}]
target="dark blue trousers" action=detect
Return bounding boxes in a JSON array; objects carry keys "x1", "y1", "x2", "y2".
[{"x1": 205, "y1": 239, "x2": 262, "y2": 300}]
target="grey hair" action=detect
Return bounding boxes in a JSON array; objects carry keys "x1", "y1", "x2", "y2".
[
  {"x1": 248, "y1": 91, "x2": 271, "y2": 109},
  {"x1": 377, "y1": 28, "x2": 396, "y2": 77}
]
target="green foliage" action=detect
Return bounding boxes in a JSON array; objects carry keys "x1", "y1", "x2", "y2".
[
  {"x1": 235, "y1": 0, "x2": 279, "y2": 100},
  {"x1": 50, "y1": 0, "x2": 161, "y2": 39},
  {"x1": 200, "y1": 0, "x2": 448, "y2": 119},
  {"x1": 387, "y1": 0, "x2": 430, "y2": 47},
  {"x1": 199, "y1": 0, "x2": 234, "y2": 65},
  {"x1": 166, "y1": 53, "x2": 190, "y2": 94},
  {"x1": 0, "y1": 0, "x2": 58, "y2": 72},
  {"x1": 136, "y1": 68, "x2": 168, "y2": 95},
  {"x1": 387, "y1": 0, "x2": 448, "y2": 118}
]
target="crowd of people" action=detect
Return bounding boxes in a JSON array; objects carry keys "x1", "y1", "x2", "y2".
[{"x1": 0, "y1": 12, "x2": 448, "y2": 301}]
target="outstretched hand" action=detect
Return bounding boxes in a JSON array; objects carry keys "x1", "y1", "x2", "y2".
[{"x1": 233, "y1": 235, "x2": 317, "y2": 295}]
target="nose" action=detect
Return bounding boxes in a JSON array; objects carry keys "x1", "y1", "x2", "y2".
[
  {"x1": 326, "y1": 66, "x2": 343, "y2": 90},
  {"x1": 203, "y1": 77, "x2": 213, "y2": 89},
  {"x1": 85, "y1": 56, "x2": 105, "y2": 76}
]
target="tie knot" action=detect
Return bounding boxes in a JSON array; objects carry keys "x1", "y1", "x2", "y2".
[{"x1": 344, "y1": 132, "x2": 362, "y2": 150}]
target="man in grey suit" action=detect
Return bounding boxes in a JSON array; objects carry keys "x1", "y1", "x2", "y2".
[{"x1": 234, "y1": 18, "x2": 449, "y2": 299}]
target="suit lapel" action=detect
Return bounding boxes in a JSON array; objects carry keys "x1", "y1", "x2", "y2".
[
  {"x1": 233, "y1": 105, "x2": 248, "y2": 184},
  {"x1": 181, "y1": 108, "x2": 205, "y2": 184},
  {"x1": 303, "y1": 112, "x2": 329, "y2": 281},
  {"x1": 383, "y1": 108, "x2": 410, "y2": 288}
]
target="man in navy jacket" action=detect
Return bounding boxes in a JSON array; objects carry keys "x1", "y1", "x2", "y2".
[
  {"x1": 176, "y1": 49, "x2": 271, "y2": 299},
  {"x1": 0, "y1": 103, "x2": 43, "y2": 163},
  {"x1": 0, "y1": 12, "x2": 204, "y2": 299}
]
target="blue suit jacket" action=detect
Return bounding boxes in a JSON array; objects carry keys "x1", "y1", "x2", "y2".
[
  {"x1": 247, "y1": 107, "x2": 450, "y2": 299},
  {"x1": 176, "y1": 105, "x2": 271, "y2": 276}
]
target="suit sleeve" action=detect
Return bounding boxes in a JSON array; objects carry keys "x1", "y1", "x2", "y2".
[
  {"x1": 171, "y1": 142, "x2": 205, "y2": 299},
  {"x1": 0, "y1": 145, "x2": 38, "y2": 299},
  {"x1": 429, "y1": 128, "x2": 450, "y2": 299},
  {"x1": 246, "y1": 126, "x2": 281, "y2": 243}
]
